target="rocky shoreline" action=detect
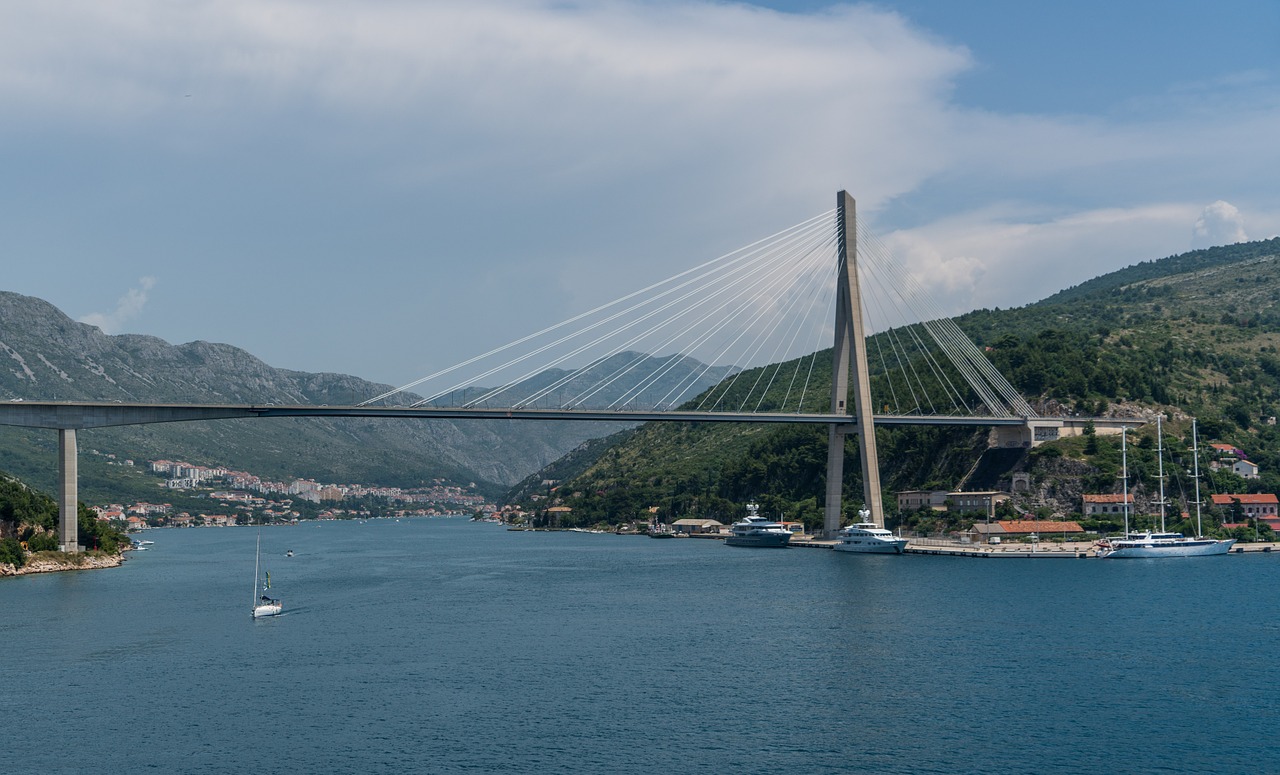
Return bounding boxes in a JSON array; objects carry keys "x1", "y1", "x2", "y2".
[{"x1": 0, "y1": 551, "x2": 125, "y2": 577}]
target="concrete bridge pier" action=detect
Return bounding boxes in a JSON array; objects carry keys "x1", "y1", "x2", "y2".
[
  {"x1": 58, "y1": 428, "x2": 80, "y2": 553},
  {"x1": 824, "y1": 424, "x2": 847, "y2": 538}
]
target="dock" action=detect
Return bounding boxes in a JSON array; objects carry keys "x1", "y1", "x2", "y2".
[
  {"x1": 906, "y1": 544, "x2": 1090, "y2": 558},
  {"x1": 900, "y1": 540, "x2": 1277, "y2": 559},
  {"x1": 792, "y1": 538, "x2": 1277, "y2": 558}
]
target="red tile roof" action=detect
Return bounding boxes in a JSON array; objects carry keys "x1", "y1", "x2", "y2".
[
  {"x1": 1211, "y1": 494, "x2": 1278, "y2": 505},
  {"x1": 996, "y1": 520, "x2": 1085, "y2": 533},
  {"x1": 1083, "y1": 494, "x2": 1132, "y2": 503}
]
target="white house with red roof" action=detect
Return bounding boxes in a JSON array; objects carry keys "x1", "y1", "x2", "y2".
[{"x1": 1211, "y1": 493, "x2": 1278, "y2": 518}]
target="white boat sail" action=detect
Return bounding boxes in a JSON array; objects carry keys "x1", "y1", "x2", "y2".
[
  {"x1": 1096, "y1": 418, "x2": 1236, "y2": 559},
  {"x1": 833, "y1": 508, "x2": 908, "y2": 554},
  {"x1": 252, "y1": 530, "x2": 283, "y2": 618}
]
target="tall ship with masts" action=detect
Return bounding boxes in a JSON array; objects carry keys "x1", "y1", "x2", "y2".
[{"x1": 1096, "y1": 418, "x2": 1236, "y2": 559}]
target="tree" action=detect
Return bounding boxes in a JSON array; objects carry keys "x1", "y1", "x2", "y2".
[
  {"x1": 0, "y1": 538, "x2": 24, "y2": 568},
  {"x1": 27, "y1": 531, "x2": 58, "y2": 552}
]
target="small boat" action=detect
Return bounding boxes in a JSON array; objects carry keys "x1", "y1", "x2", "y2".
[
  {"x1": 1096, "y1": 418, "x2": 1236, "y2": 559},
  {"x1": 252, "y1": 531, "x2": 283, "y2": 618},
  {"x1": 647, "y1": 524, "x2": 676, "y2": 538},
  {"x1": 285, "y1": 550, "x2": 294, "y2": 557},
  {"x1": 725, "y1": 503, "x2": 791, "y2": 548},
  {"x1": 833, "y1": 509, "x2": 907, "y2": 554}
]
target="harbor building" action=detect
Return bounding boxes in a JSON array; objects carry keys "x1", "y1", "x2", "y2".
[
  {"x1": 671, "y1": 518, "x2": 724, "y2": 535},
  {"x1": 972, "y1": 520, "x2": 1085, "y2": 542},
  {"x1": 1210, "y1": 493, "x2": 1279, "y2": 518},
  {"x1": 1082, "y1": 493, "x2": 1134, "y2": 517}
]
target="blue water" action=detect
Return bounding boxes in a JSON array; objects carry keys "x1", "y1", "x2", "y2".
[{"x1": 2, "y1": 519, "x2": 1278, "y2": 774}]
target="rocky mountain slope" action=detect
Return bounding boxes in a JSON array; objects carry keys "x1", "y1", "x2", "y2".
[{"x1": 0, "y1": 291, "x2": 727, "y2": 495}]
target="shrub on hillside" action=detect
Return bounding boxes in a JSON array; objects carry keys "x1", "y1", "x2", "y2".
[
  {"x1": 26, "y1": 531, "x2": 59, "y2": 552},
  {"x1": 0, "y1": 537, "x2": 25, "y2": 568}
]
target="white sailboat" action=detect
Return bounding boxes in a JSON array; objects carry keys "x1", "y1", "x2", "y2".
[
  {"x1": 252, "y1": 530, "x2": 283, "y2": 618},
  {"x1": 1096, "y1": 418, "x2": 1236, "y2": 559}
]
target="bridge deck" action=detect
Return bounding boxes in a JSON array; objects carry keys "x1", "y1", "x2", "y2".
[{"x1": 0, "y1": 401, "x2": 1039, "y2": 430}]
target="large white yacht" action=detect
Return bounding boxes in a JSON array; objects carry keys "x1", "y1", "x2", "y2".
[
  {"x1": 1096, "y1": 419, "x2": 1236, "y2": 559},
  {"x1": 1095, "y1": 531, "x2": 1234, "y2": 558},
  {"x1": 833, "y1": 510, "x2": 907, "y2": 554},
  {"x1": 725, "y1": 503, "x2": 792, "y2": 548}
]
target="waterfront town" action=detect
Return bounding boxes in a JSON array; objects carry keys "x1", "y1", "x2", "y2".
[{"x1": 87, "y1": 453, "x2": 497, "y2": 530}]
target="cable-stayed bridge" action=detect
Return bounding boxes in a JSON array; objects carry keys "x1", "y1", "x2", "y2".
[{"x1": 1, "y1": 191, "x2": 1116, "y2": 551}]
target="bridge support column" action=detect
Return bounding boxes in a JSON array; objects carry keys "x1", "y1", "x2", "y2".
[
  {"x1": 58, "y1": 428, "x2": 80, "y2": 553},
  {"x1": 827, "y1": 191, "x2": 885, "y2": 536},
  {"x1": 824, "y1": 425, "x2": 846, "y2": 538}
]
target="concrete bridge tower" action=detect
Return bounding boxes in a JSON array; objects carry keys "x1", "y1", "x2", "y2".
[{"x1": 824, "y1": 191, "x2": 884, "y2": 537}]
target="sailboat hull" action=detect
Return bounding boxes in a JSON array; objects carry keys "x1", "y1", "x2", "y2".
[
  {"x1": 1098, "y1": 538, "x2": 1236, "y2": 559},
  {"x1": 253, "y1": 602, "x2": 283, "y2": 618}
]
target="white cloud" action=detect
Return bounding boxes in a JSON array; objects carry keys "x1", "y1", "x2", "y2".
[
  {"x1": 874, "y1": 203, "x2": 1206, "y2": 318},
  {"x1": 1191, "y1": 200, "x2": 1248, "y2": 249},
  {"x1": 0, "y1": 1, "x2": 1278, "y2": 382},
  {"x1": 80, "y1": 277, "x2": 157, "y2": 334},
  {"x1": 0, "y1": 2, "x2": 971, "y2": 206}
]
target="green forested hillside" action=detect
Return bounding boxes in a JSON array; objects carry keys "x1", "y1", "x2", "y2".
[
  {"x1": 1036, "y1": 237, "x2": 1280, "y2": 306},
  {"x1": 505, "y1": 239, "x2": 1280, "y2": 531},
  {"x1": 0, "y1": 471, "x2": 127, "y2": 566}
]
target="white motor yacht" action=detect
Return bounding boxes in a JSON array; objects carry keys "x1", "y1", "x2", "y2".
[
  {"x1": 725, "y1": 503, "x2": 791, "y2": 548},
  {"x1": 834, "y1": 511, "x2": 907, "y2": 554}
]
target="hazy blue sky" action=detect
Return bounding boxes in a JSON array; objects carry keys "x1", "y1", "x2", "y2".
[{"x1": 3, "y1": 0, "x2": 1277, "y2": 388}]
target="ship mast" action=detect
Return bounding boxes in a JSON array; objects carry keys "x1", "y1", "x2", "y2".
[
  {"x1": 1192, "y1": 418, "x2": 1203, "y2": 538},
  {"x1": 1157, "y1": 416, "x2": 1166, "y2": 533},
  {"x1": 1121, "y1": 428, "x2": 1130, "y2": 537}
]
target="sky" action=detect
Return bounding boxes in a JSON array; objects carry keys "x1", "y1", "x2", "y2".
[{"x1": 3, "y1": 0, "x2": 1278, "y2": 389}]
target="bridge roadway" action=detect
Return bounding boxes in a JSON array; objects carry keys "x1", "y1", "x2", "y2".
[{"x1": 0, "y1": 400, "x2": 1033, "y2": 430}]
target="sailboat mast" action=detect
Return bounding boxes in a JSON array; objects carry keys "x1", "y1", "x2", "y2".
[
  {"x1": 1193, "y1": 418, "x2": 1203, "y2": 538},
  {"x1": 253, "y1": 530, "x2": 261, "y2": 608},
  {"x1": 1157, "y1": 415, "x2": 1166, "y2": 533},
  {"x1": 1122, "y1": 428, "x2": 1130, "y2": 537}
]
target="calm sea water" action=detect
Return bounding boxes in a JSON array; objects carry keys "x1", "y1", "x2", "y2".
[{"x1": 2, "y1": 519, "x2": 1278, "y2": 774}]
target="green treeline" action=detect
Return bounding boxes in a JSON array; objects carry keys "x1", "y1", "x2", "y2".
[{"x1": 0, "y1": 472, "x2": 127, "y2": 567}]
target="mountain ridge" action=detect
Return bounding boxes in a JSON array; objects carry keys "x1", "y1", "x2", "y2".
[{"x1": 0, "y1": 290, "x2": 718, "y2": 497}]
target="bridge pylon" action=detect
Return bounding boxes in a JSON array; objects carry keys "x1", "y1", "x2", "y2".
[
  {"x1": 825, "y1": 191, "x2": 884, "y2": 537},
  {"x1": 58, "y1": 428, "x2": 80, "y2": 553}
]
